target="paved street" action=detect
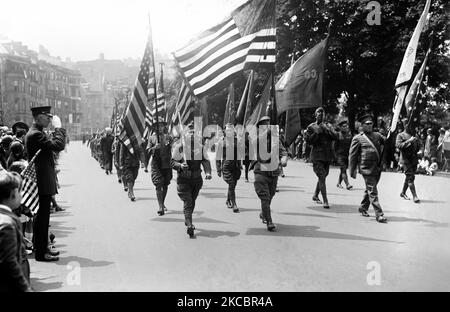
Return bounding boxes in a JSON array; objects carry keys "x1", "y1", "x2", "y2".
[{"x1": 30, "y1": 141, "x2": 450, "y2": 292}]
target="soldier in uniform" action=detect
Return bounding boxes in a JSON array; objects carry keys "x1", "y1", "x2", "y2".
[
  {"x1": 396, "y1": 121, "x2": 422, "y2": 203},
  {"x1": 216, "y1": 123, "x2": 241, "y2": 213},
  {"x1": 112, "y1": 136, "x2": 123, "y2": 185},
  {"x1": 171, "y1": 122, "x2": 212, "y2": 238},
  {"x1": 146, "y1": 120, "x2": 173, "y2": 216},
  {"x1": 251, "y1": 116, "x2": 288, "y2": 232},
  {"x1": 334, "y1": 119, "x2": 353, "y2": 190},
  {"x1": 25, "y1": 106, "x2": 66, "y2": 261},
  {"x1": 349, "y1": 113, "x2": 387, "y2": 223},
  {"x1": 304, "y1": 107, "x2": 338, "y2": 209},
  {"x1": 100, "y1": 127, "x2": 114, "y2": 175},
  {"x1": 119, "y1": 141, "x2": 142, "y2": 201}
]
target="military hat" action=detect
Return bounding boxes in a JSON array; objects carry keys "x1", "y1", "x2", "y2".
[
  {"x1": 12, "y1": 121, "x2": 29, "y2": 135},
  {"x1": 30, "y1": 106, "x2": 53, "y2": 117},
  {"x1": 256, "y1": 116, "x2": 271, "y2": 126},
  {"x1": 357, "y1": 113, "x2": 374, "y2": 123},
  {"x1": 337, "y1": 117, "x2": 349, "y2": 126},
  {"x1": 315, "y1": 107, "x2": 325, "y2": 114}
]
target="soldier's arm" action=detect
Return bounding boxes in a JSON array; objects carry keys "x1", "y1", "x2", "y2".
[
  {"x1": 279, "y1": 138, "x2": 288, "y2": 166},
  {"x1": 396, "y1": 133, "x2": 411, "y2": 150},
  {"x1": 304, "y1": 125, "x2": 319, "y2": 145},
  {"x1": 35, "y1": 128, "x2": 66, "y2": 152},
  {"x1": 171, "y1": 143, "x2": 184, "y2": 171},
  {"x1": 0, "y1": 223, "x2": 32, "y2": 292},
  {"x1": 348, "y1": 136, "x2": 361, "y2": 179}
]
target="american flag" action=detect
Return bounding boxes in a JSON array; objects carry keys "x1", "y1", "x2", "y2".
[
  {"x1": 173, "y1": 0, "x2": 276, "y2": 98},
  {"x1": 170, "y1": 81, "x2": 195, "y2": 128},
  {"x1": 20, "y1": 150, "x2": 41, "y2": 215},
  {"x1": 119, "y1": 30, "x2": 156, "y2": 154}
]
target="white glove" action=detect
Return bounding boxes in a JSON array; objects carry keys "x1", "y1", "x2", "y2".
[{"x1": 52, "y1": 115, "x2": 62, "y2": 128}]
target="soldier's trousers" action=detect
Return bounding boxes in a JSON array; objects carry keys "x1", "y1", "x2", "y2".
[
  {"x1": 254, "y1": 173, "x2": 278, "y2": 223},
  {"x1": 403, "y1": 163, "x2": 416, "y2": 184},
  {"x1": 33, "y1": 195, "x2": 51, "y2": 258},
  {"x1": 360, "y1": 175, "x2": 384, "y2": 217},
  {"x1": 122, "y1": 166, "x2": 139, "y2": 185},
  {"x1": 177, "y1": 179, "x2": 203, "y2": 222}
]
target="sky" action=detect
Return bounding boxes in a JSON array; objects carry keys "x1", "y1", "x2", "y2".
[{"x1": 0, "y1": 0, "x2": 247, "y2": 61}]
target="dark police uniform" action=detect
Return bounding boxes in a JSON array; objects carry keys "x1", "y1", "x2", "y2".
[
  {"x1": 24, "y1": 107, "x2": 66, "y2": 260},
  {"x1": 349, "y1": 120, "x2": 386, "y2": 221},
  {"x1": 171, "y1": 130, "x2": 211, "y2": 238}
]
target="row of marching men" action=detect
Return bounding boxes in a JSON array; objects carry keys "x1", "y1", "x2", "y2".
[{"x1": 87, "y1": 116, "x2": 287, "y2": 238}]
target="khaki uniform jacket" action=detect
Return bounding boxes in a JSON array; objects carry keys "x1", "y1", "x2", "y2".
[{"x1": 349, "y1": 132, "x2": 385, "y2": 177}]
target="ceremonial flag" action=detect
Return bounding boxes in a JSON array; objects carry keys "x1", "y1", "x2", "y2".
[
  {"x1": 275, "y1": 37, "x2": 328, "y2": 114},
  {"x1": 119, "y1": 28, "x2": 156, "y2": 154},
  {"x1": 171, "y1": 81, "x2": 195, "y2": 128},
  {"x1": 173, "y1": 0, "x2": 276, "y2": 98},
  {"x1": 391, "y1": 0, "x2": 431, "y2": 133},
  {"x1": 20, "y1": 150, "x2": 41, "y2": 215},
  {"x1": 285, "y1": 109, "x2": 302, "y2": 147},
  {"x1": 223, "y1": 83, "x2": 235, "y2": 127},
  {"x1": 235, "y1": 70, "x2": 255, "y2": 125},
  {"x1": 246, "y1": 74, "x2": 273, "y2": 127}
]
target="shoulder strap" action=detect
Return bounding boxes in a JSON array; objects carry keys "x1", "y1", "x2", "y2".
[{"x1": 361, "y1": 133, "x2": 380, "y2": 160}]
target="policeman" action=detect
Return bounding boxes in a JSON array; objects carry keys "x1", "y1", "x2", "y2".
[
  {"x1": 25, "y1": 106, "x2": 66, "y2": 261},
  {"x1": 304, "y1": 107, "x2": 338, "y2": 209},
  {"x1": 396, "y1": 120, "x2": 421, "y2": 203},
  {"x1": 251, "y1": 116, "x2": 288, "y2": 232},
  {"x1": 349, "y1": 113, "x2": 387, "y2": 223},
  {"x1": 216, "y1": 123, "x2": 241, "y2": 213},
  {"x1": 171, "y1": 121, "x2": 212, "y2": 238},
  {"x1": 147, "y1": 120, "x2": 173, "y2": 216}
]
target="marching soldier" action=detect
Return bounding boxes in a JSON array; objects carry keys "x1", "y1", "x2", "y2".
[
  {"x1": 112, "y1": 136, "x2": 123, "y2": 185},
  {"x1": 119, "y1": 141, "x2": 142, "y2": 201},
  {"x1": 146, "y1": 120, "x2": 173, "y2": 216},
  {"x1": 251, "y1": 116, "x2": 288, "y2": 232},
  {"x1": 216, "y1": 123, "x2": 241, "y2": 213},
  {"x1": 25, "y1": 106, "x2": 66, "y2": 261},
  {"x1": 396, "y1": 121, "x2": 422, "y2": 203},
  {"x1": 334, "y1": 118, "x2": 353, "y2": 190},
  {"x1": 349, "y1": 113, "x2": 387, "y2": 223},
  {"x1": 100, "y1": 127, "x2": 114, "y2": 175},
  {"x1": 171, "y1": 122, "x2": 212, "y2": 238},
  {"x1": 304, "y1": 107, "x2": 338, "y2": 209}
]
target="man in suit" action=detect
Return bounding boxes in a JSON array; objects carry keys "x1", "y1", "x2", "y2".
[
  {"x1": 349, "y1": 113, "x2": 387, "y2": 223},
  {"x1": 0, "y1": 170, "x2": 32, "y2": 292},
  {"x1": 304, "y1": 107, "x2": 338, "y2": 209},
  {"x1": 396, "y1": 121, "x2": 422, "y2": 203},
  {"x1": 25, "y1": 106, "x2": 66, "y2": 261}
]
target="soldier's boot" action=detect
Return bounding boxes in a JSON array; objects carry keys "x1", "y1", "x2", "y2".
[
  {"x1": 156, "y1": 188, "x2": 165, "y2": 216},
  {"x1": 185, "y1": 215, "x2": 195, "y2": 238},
  {"x1": 230, "y1": 190, "x2": 239, "y2": 213},
  {"x1": 400, "y1": 181, "x2": 410, "y2": 200},
  {"x1": 128, "y1": 182, "x2": 135, "y2": 201},
  {"x1": 262, "y1": 200, "x2": 276, "y2": 231},
  {"x1": 226, "y1": 191, "x2": 232, "y2": 208},
  {"x1": 409, "y1": 183, "x2": 420, "y2": 203},
  {"x1": 162, "y1": 185, "x2": 168, "y2": 211}
]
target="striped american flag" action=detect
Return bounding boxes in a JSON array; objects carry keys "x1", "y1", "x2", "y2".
[
  {"x1": 20, "y1": 150, "x2": 41, "y2": 215},
  {"x1": 119, "y1": 33, "x2": 156, "y2": 154},
  {"x1": 173, "y1": 0, "x2": 276, "y2": 98},
  {"x1": 171, "y1": 81, "x2": 195, "y2": 128}
]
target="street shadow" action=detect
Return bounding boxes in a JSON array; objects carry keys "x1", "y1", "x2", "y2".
[
  {"x1": 59, "y1": 184, "x2": 76, "y2": 188},
  {"x1": 137, "y1": 197, "x2": 156, "y2": 201},
  {"x1": 50, "y1": 211, "x2": 73, "y2": 218},
  {"x1": 307, "y1": 204, "x2": 360, "y2": 214},
  {"x1": 387, "y1": 216, "x2": 449, "y2": 228},
  {"x1": 200, "y1": 192, "x2": 226, "y2": 199},
  {"x1": 418, "y1": 199, "x2": 447, "y2": 204},
  {"x1": 279, "y1": 212, "x2": 336, "y2": 219},
  {"x1": 55, "y1": 256, "x2": 114, "y2": 268},
  {"x1": 150, "y1": 217, "x2": 229, "y2": 224},
  {"x1": 277, "y1": 188, "x2": 305, "y2": 193},
  {"x1": 31, "y1": 276, "x2": 64, "y2": 292},
  {"x1": 134, "y1": 188, "x2": 153, "y2": 191},
  {"x1": 48, "y1": 221, "x2": 76, "y2": 239},
  {"x1": 246, "y1": 224, "x2": 401, "y2": 243},
  {"x1": 165, "y1": 211, "x2": 205, "y2": 216},
  {"x1": 327, "y1": 192, "x2": 358, "y2": 197},
  {"x1": 237, "y1": 208, "x2": 260, "y2": 213},
  {"x1": 195, "y1": 228, "x2": 240, "y2": 238}
]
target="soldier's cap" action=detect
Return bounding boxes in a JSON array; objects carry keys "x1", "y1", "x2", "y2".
[
  {"x1": 315, "y1": 107, "x2": 325, "y2": 114},
  {"x1": 358, "y1": 113, "x2": 374, "y2": 123},
  {"x1": 12, "y1": 121, "x2": 29, "y2": 134},
  {"x1": 256, "y1": 116, "x2": 271, "y2": 126},
  {"x1": 31, "y1": 106, "x2": 53, "y2": 117}
]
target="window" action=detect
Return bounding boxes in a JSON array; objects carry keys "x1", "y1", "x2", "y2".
[
  {"x1": 14, "y1": 98, "x2": 19, "y2": 111},
  {"x1": 13, "y1": 80, "x2": 19, "y2": 92}
]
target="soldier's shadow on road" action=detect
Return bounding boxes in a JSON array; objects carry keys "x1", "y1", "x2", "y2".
[
  {"x1": 386, "y1": 216, "x2": 449, "y2": 228},
  {"x1": 246, "y1": 224, "x2": 401, "y2": 243},
  {"x1": 307, "y1": 204, "x2": 360, "y2": 214},
  {"x1": 54, "y1": 256, "x2": 114, "y2": 268},
  {"x1": 48, "y1": 221, "x2": 76, "y2": 239},
  {"x1": 31, "y1": 276, "x2": 64, "y2": 292},
  {"x1": 279, "y1": 212, "x2": 335, "y2": 219},
  {"x1": 195, "y1": 228, "x2": 240, "y2": 238},
  {"x1": 150, "y1": 216, "x2": 230, "y2": 224}
]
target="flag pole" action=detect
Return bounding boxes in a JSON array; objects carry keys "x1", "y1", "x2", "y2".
[{"x1": 148, "y1": 13, "x2": 160, "y2": 143}]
